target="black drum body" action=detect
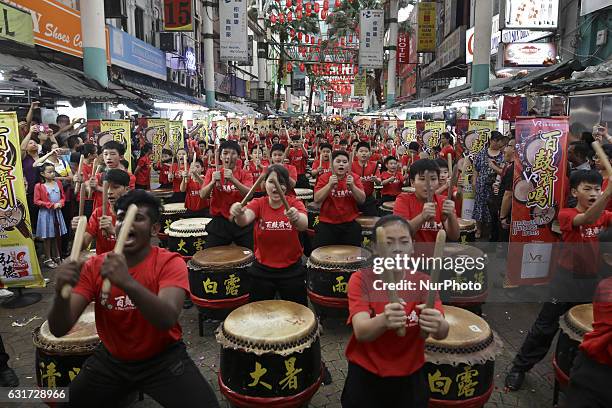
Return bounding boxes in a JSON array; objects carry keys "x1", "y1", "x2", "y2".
[
  {"x1": 168, "y1": 233, "x2": 207, "y2": 257},
  {"x1": 307, "y1": 203, "x2": 320, "y2": 231},
  {"x1": 439, "y1": 245, "x2": 488, "y2": 307},
  {"x1": 34, "y1": 339, "x2": 94, "y2": 388},
  {"x1": 554, "y1": 330, "x2": 579, "y2": 381},
  {"x1": 424, "y1": 360, "x2": 495, "y2": 406}
]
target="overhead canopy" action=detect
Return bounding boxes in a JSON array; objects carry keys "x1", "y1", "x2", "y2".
[
  {"x1": 118, "y1": 80, "x2": 204, "y2": 106},
  {"x1": 215, "y1": 100, "x2": 260, "y2": 116}
]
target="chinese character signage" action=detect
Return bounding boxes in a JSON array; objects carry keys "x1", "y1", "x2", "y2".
[
  {"x1": 143, "y1": 119, "x2": 170, "y2": 164},
  {"x1": 417, "y1": 2, "x2": 437, "y2": 52},
  {"x1": 163, "y1": 0, "x2": 194, "y2": 31},
  {"x1": 0, "y1": 112, "x2": 44, "y2": 289},
  {"x1": 507, "y1": 117, "x2": 569, "y2": 286},
  {"x1": 219, "y1": 0, "x2": 249, "y2": 62},
  {"x1": 397, "y1": 31, "x2": 410, "y2": 68},
  {"x1": 465, "y1": 120, "x2": 497, "y2": 159},
  {"x1": 358, "y1": 10, "x2": 384, "y2": 69},
  {"x1": 293, "y1": 67, "x2": 306, "y2": 97},
  {"x1": 169, "y1": 120, "x2": 186, "y2": 148},
  {"x1": 421, "y1": 121, "x2": 446, "y2": 151},
  {"x1": 88, "y1": 120, "x2": 133, "y2": 171},
  {"x1": 0, "y1": 2, "x2": 34, "y2": 46},
  {"x1": 353, "y1": 72, "x2": 367, "y2": 97},
  {"x1": 502, "y1": 0, "x2": 559, "y2": 30}
]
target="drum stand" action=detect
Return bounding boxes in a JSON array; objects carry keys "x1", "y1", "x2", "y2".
[{"x1": 1, "y1": 288, "x2": 42, "y2": 309}]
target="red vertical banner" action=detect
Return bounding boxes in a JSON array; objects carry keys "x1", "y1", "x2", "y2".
[
  {"x1": 506, "y1": 117, "x2": 569, "y2": 287},
  {"x1": 397, "y1": 31, "x2": 410, "y2": 69}
]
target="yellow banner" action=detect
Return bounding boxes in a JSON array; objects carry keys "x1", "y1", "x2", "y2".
[
  {"x1": 417, "y1": 2, "x2": 436, "y2": 53},
  {"x1": 353, "y1": 73, "x2": 367, "y2": 97},
  {"x1": 423, "y1": 121, "x2": 446, "y2": 149},
  {"x1": 466, "y1": 120, "x2": 497, "y2": 157},
  {"x1": 0, "y1": 2, "x2": 34, "y2": 46},
  {"x1": 403, "y1": 120, "x2": 418, "y2": 142},
  {"x1": 169, "y1": 121, "x2": 185, "y2": 150},
  {"x1": 100, "y1": 120, "x2": 132, "y2": 171},
  {"x1": 0, "y1": 112, "x2": 44, "y2": 289},
  {"x1": 145, "y1": 119, "x2": 170, "y2": 164}
]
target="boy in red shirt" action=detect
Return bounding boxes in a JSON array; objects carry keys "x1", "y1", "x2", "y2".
[
  {"x1": 439, "y1": 132, "x2": 455, "y2": 160},
  {"x1": 200, "y1": 140, "x2": 254, "y2": 249},
  {"x1": 393, "y1": 159, "x2": 460, "y2": 247},
  {"x1": 287, "y1": 136, "x2": 310, "y2": 188},
  {"x1": 154, "y1": 149, "x2": 173, "y2": 189},
  {"x1": 244, "y1": 146, "x2": 269, "y2": 197},
  {"x1": 594, "y1": 143, "x2": 612, "y2": 212},
  {"x1": 342, "y1": 215, "x2": 448, "y2": 407},
  {"x1": 134, "y1": 143, "x2": 152, "y2": 190},
  {"x1": 380, "y1": 156, "x2": 405, "y2": 202},
  {"x1": 268, "y1": 143, "x2": 297, "y2": 189},
  {"x1": 71, "y1": 169, "x2": 130, "y2": 255},
  {"x1": 168, "y1": 148, "x2": 189, "y2": 203},
  {"x1": 181, "y1": 158, "x2": 209, "y2": 217},
  {"x1": 506, "y1": 170, "x2": 612, "y2": 391},
  {"x1": 311, "y1": 143, "x2": 333, "y2": 179},
  {"x1": 380, "y1": 137, "x2": 397, "y2": 158},
  {"x1": 90, "y1": 141, "x2": 135, "y2": 210},
  {"x1": 51, "y1": 190, "x2": 219, "y2": 407},
  {"x1": 73, "y1": 143, "x2": 97, "y2": 219},
  {"x1": 314, "y1": 150, "x2": 366, "y2": 248},
  {"x1": 352, "y1": 142, "x2": 380, "y2": 216}
]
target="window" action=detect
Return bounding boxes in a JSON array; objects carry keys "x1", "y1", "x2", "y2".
[{"x1": 134, "y1": 7, "x2": 145, "y2": 41}]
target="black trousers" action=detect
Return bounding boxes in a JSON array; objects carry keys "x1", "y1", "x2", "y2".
[
  {"x1": 296, "y1": 174, "x2": 310, "y2": 189},
  {"x1": 203, "y1": 216, "x2": 253, "y2": 250},
  {"x1": 135, "y1": 183, "x2": 149, "y2": 191},
  {"x1": 566, "y1": 351, "x2": 612, "y2": 408},
  {"x1": 168, "y1": 192, "x2": 186, "y2": 204},
  {"x1": 246, "y1": 261, "x2": 307, "y2": 306},
  {"x1": 358, "y1": 195, "x2": 378, "y2": 216},
  {"x1": 67, "y1": 342, "x2": 219, "y2": 408},
  {"x1": 0, "y1": 334, "x2": 9, "y2": 369},
  {"x1": 341, "y1": 362, "x2": 429, "y2": 408},
  {"x1": 488, "y1": 200, "x2": 501, "y2": 242},
  {"x1": 512, "y1": 268, "x2": 599, "y2": 372},
  {"x1": 381, "y1": 194, "x2": 397, "y2": 203},
  {"x1": 313, "y1": 221, "x2": 362, "y2": 249}
]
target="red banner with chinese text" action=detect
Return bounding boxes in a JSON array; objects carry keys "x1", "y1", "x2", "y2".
[{"x1": 506, "y1": 117, "x2": 569, "y2": 287}]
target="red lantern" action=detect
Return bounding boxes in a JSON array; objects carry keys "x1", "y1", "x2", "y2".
[
  {"x1": 287, "y1": 12, "x2": 293, "y2": 22},
  {"x1": 279, "y1": 13, "x2": 285, "y2": 23},
  {"x1": 349, "y1": 34, "x2": 353, "y2": 42},
  {"x1": 314, "y1": 3, "x2": 319, "y2": 13},
  {"x1": 321, "y1": 10, "x2": 327, "y2": 19},
  {"x1": 290, "y1": 28, "x2": 296, "y2": 38},
  {"x1": 270, "y1": 14, "x2": 277, "y2": 24},
  {"x1": 305, "y1": 2, "x2": 311, "y2": 14},
  {"x1": 304, "y1": 34, "x2": 309, "y2": 43},
  {"x1": 341, "y1": 37, "x2": 345, "y2": 46},
  {"x1": 296, "y1": 9, "x2": 302, "y2": 19},
  {"x1": 310, "y1": 35, "x2": 315, "y2": 44},
  {"x1": 297, "y1": 0, "x2": 302, "y2": 5},
  {"x1": 286, "y1": 0, "x2": 292, "y2": 7},
  {"x1": 299, "y1": 63, "x2": 305, "y2": 72},
  {"x1": 297, "y1": 32, "x2": 303, "y2": 41},
  {"x1": 334, "y1": 0, "x2": 340, "y2": 7},
  {"x1": 323, "y1": 0, "x2": 329, "y2": 9},
  {"x1": 286, "y1": 62, "x2": 293, "y2": 72}
]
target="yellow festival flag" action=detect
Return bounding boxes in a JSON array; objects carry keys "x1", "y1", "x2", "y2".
[
  {"x1": 169, "y1": 120, "x2": 185, "y2": 150},
  {"x1": 145, "y1": 119, "x2": 170, "y2": 164},
  {"x1": 423, "y1": 121, "x2": 446, "y2": 150},
  {"x1": 0, "y1": 112, "x2": 44, "y2": 289},
  {"x1": 403, "y1": 120, "x2": 418, "y2": 142},
  {"x1": 100, "y1": 120, "x2": 132, "y2": 171},
  {"x1": 466, "y1": 120, "x2": 497, "y2": 157}
]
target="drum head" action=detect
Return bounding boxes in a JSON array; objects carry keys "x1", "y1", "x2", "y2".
[
  {"x1": 566, "y1": 304, "x2": 593, "y2": 335},
  {"x1": 458, "y1": 218, "x2": 476, "y2": 230},
  {"x1": 513, "y1": 180, "x2": 534, "y2": 203},
  {"x1": 162, "y1": 203, "x2": 187, "y2": 213},
  {"x1": 402, "y1": 187, "x2": 415, "y2": 193},
  {"x1": 192, "y1": 245, "x2": 254, "y2": 268},
  {"x1": 152, "y1": 188, "x2": 173, "y2": 196},
  {"x1": 37, "y1": 303, "x2": 98, "y2": 350},
  {"x1": 167, "y1": 218, "x2": 211, "y2": 236},
  {"x1": 426, "y1": 306, "x2": 491, "y2": 350},
  {"x1": 309, "y1": 245, "x2": 371, "y2": 267},
  {"x1": 382, "y1": 201, "x2": 395, "y2": 210},
  {"x1": 223, "y1": 300, "x2": 316, "y2": 346},
  {"x1": 356, "y1": 216, "x2": 379, "y2": 230},
  {"x1": 307, "y1": 202, "x2": 321, "y2": 212}
]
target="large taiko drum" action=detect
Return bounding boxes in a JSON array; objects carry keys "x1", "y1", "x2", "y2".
[
  {"x1": 188, "y1": 246, "x2": 252, "y2": 318},
  {"x1": 307, "y1": 246, "x2": 372, "y2": 315},
  {"x1": 307, "y1": 202, "x2": 321, "y2": 231},
  {"x1": 308, "y1": 178, "x2": 316, "y2": 188},
  {"x1": 425, "y1": 306, "x2": 503, "y2": 407},
  {"x1": 355, "y1": 216, "x2": 379, "y2": 248},
  {"x1": 166, "y1": 218, "x2": 211, "y2": 258},
  {"x1": 379, "y1": 200, "x2": 395, "y2": 216},
  {"x1": 554, "y1": 304, "x2": 593, "y2": 387},
  {"x1": 294, "y1": 188, "x2": 313, "y2": 205},
  {"x1": 216, "y1": 300, "x2": 322, "y2": 407},
  {"x1": 151, "y1": 188, "x2": 174, "y2": 204},
  {"x1": 458, "y1": 219, "x2": 477, "y2": 244},
  {"x1": 33, "y1": 304, "x2": 99, "y2": 388},
  {"x1": 440, "y1": 244, "x2": 489, "y2": 307},
  {"x1": 160, "y1": 203, "x2": 188, "y2": 231}
]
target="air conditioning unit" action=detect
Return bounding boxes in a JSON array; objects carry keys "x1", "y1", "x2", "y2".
[
  {"x1": 189, "y1": 76, "x2": 198, "y2": 90},
  {"x1": 104, "y1": 0, "x2": 127, "y2": 18},
  {"x1": 168, "y1": 69, "x2": 180, "y2": 84},
  {"x1": 179, "y1": 72, "x2": 188, "y2": 87},
  {"x1": 159, "y1": 32, "x2": 177, "y2": 52}
]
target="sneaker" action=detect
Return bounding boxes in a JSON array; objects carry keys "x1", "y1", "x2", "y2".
[
  {"x1": 0, "y1": 289, "x2": 13, "y2": 298},
  {"x1": 0, "y1": 367, "x2": 19, "y2": 387},
  {"x1": 504, "y1": 367, "x2": 525, "y2": 391}
]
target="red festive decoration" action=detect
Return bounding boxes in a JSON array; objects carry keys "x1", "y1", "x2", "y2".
[
  {"x1": 321, "y1": 10, "x2": 327, "y2": 19},
  {"x1": 314, "y1": 3, "x2": 319, "y2": 12},
  {"x1": 287, "y1": 12, "x2": 293, "y2": 22},
  {"x1": 297, "y1": 32, "x2": 303, "y2": 41},
  {"x1": 334, "y1": 0, "x2": 341, "y2": 7},
  {"x1": 286, "y1": 0, "x2": 292, "y2": 7},
  {"x1": 323, "y1": 0, "x2": 329, "y2": 9},
  {"x1": 270, "y1": 14, "x2": 277, "y2": 24},
  {"x1": 305, "y1": 2, "x2": 311, "y2": 15},
  {"x1": 299, "y1": 63, "x2": 305, "y2": 72},
  {"x1": 296, "y1": 9, "x2": 302, "y2": 19},
  {"x1": 280, "y1": 13, "x2": 286, "y2": 23},
  {"x1": 310, "y1": 35, "x2": 315, "y2": 44},
  {"x1": 290, "y1": 28, "x2": 296, "y2": 38},
  {"x1": 286, "y1": 62, "x2": 293, "y2": 72}
]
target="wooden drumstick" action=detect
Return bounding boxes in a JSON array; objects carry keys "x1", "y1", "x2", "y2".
[
  {"x1": 420, "y1": 229, "x2": 446, "y2": 338},
  {"x1": 75, "y1": 155, "x2": 84, "y2": 194},
  {"x1": 447, "y1": 153, "x2": 453, "y2": 200},
  {"x1": 101, "y1": 180, "x2": 109, "y2": 217},
  {"x1": 101, "y1": 204, "x2": 138, "y2": 298},
  {"x1": 269, "y1": 171, "x2": 291, "y2": 211},
  {"x1": 61, "y1": 216, "x2": 88, "y2": 299},
  {"x1": 78, "y1": 183, "x2": 86, "y2": 217},
  {"x1": 86, "y1": 159, "x2": 100, "y2": 199},
  {"x1": 183, "y1": 154, "x2": 188, "y2": 174},
  {"x1": 239, "y1": 172, "x2": 267, "y2": 206},
  {"x1": 376, "y1": 227, "x2": 406, "y2": 337},
  {"x1": 424, "y1": 170, "x2": 433, "y2": 203},
  {"x1": 592, "y1": 141, "x2": 612, "y2": 176}
]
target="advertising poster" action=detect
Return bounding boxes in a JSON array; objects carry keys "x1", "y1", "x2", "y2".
[
  {"x1": 358, "y1": 10, "x2": 385, "y2": 69},
  {"x1": 506, "y1": 117, "x2": 569, "y2": 286},
  {"x1": 143, "y1": 119, "x2": 170, "y2": 164},
  {"x1": 421, "y1": 121, "x2": 446, "y2": 151},
  {"x1": 465, "y1": 120, "x2": 497, "y2": 159},
  {"x1": 88, "y1": 120, "x2": 133, "y2": 170},
  {"x1": 0, "y1": 112, "x2": 44, "y2": 289},
  {"x1": 219, "y1": 0, "x2": 249, "y2": 62},
  {"x1": 417, "y1": 2, "x2": 437, "y2": 52},
  {"x1": 169, "y1": 120, "x2": 185, "y2": 150},
  {"x1": 163, "y1": 0, "x2": 194, "y2": 31}
]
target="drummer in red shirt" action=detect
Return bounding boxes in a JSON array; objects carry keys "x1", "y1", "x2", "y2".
[
  {"x1": 393, "y1": 159, "x2": 459, "y2": 247},
  {"x1": 287, "y1": 136, "x2": 310, "y2": 188},
  {"x1": 200, "y1": 140, "x2": 254, "y2": 249},
  {"x1": 73, "y1": 143, "x2": 97, "y2": 218},
  {"x1": 134, "y1": 143, "x2": 152, "y2": 190},
  {"x1": 439, "y1": 132, "x2": 455, "y2": 160},
  {"x1": 314, "y1": 150, "x2": 366, "y2": 248},
  {"x1": 244, "y1": 146, "x2": 269, "y2": 197},
  {"x1": 268, "y1": 143, "x2": 298, "y2": 189},
  {"x1": 566, "y1": 229, "x2": 612, "y2": 407},
  {"x1": 352, "y1": 142, "x2": 380, "y2": 216},
  {"x1": 168, "y1": 148, "x2": 189, "y2": 203},
  {"x1": 380, "y1": 137, "x2": 397, "y2": 158},
  {"x1": 89, "y1": 141, "x2": 135, "y2": 210},
  {"x1": 50, "y1": 190, "x2": 220, "y2": 408},
  {"x1": 342, "y1": 215, "x2": 448, "y2": 407},
  {"x1": 180, "y1": 158, "x2": 209, "y2": 217},
  {"x1": 380, "y1": 156, "x2": 405, "y2": 203},
  {"x1": 311, "y1": 143, "x2": 333, "y2": 179},
  {"x1": 154, "y1": 149, "x2": 173, "y2": 189},
  {"x1": 230, "y1": 164, "x2": 308, "y2": 305}
]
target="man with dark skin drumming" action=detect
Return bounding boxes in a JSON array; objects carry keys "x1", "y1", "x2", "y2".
[{"x1": 48, "y1": 190, "x2": 219, "y2": 408}]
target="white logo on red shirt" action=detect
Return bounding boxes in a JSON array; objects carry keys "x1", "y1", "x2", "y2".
[
  {"x1": 331, "y1": 189, "x2": 353, "y2": 198},
  {"x1": 259, "y1": 220, "x2": 293, "y2": 230},
  {"x1": 581, "y1": 226, "x2": 604, "y2": 238},
  {"x1": 407, "y1": 310, "x2": 419, "y2": 327},
  {"x1": 113, "y1": 295, "x2": 135, "y2": 311},
  {"x1": 422, "y1": 221, "x2": 443, "y2": 231}
]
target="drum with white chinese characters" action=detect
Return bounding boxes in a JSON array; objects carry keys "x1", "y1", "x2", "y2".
[
  {"x1": 458, "y1": 218, "x2": 477, "y2": 244},
  {"x1": 355, "y1": 216, "x2": 379, "y2": 248},
  {"x1": 166, "y1": 218, "x2": 211, "y2": 258},
  {"x1": 33, "y1": 303, "x2": 99, "y2": 388},
  {"x1": 294, "y1": 188, "x2": 313, "y2": 204},
  {"x1": 159, "y1": 203, "x2": 188, "y2": 247},
  {"x1": 307, "y1": 246, "x2": 372, "y2": 316},
  {"x1": 379, "y1": 200, "x2": 395, "y2": 216},
  {"x1": 188, "y1": 245, "x2": 252, "y2": 317},
  {"x1": 554, "y1": 304, "x2": 593, "y2": 388},
  {"x1": 424, "y1": 306, "x2": 502, "y2": 407},
  {"x1": 216, "y1": 300, "x2": 322, "y2": 407}
]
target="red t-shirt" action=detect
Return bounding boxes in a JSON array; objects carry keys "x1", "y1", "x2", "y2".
[
  {"x1": 86, "y1": 205, "x2": 116, "y2": 255},
  {"x1": 315, "y1": 172, "x2": 363, "y2": 224},
  {"x1": 352, "y1": 161, "x2": 379, "y2": 196},
  {"x1": 171, "y1": 162, "x2": 188, "y2": 192},
  {"x1": 287, "y1": 148, "x2": 307, "y2": 175},
  {"x1": 77, "y1": 162, "x2": 93, "y2": 201},
  {"x1": 72, "y1": 247, "x2": 189, "y2": 361},
  {"x1": 370, "y1": 152, "x2": 382, "y2": 163},
  {"x1": 135, "y1": 155, "x2": 151, "y2": 186},
  {"x1": 204, "y1": 167, "x2": 253, "y2": 219},
  {"x1": 94, "y1": 170, "x2": 136, "y2": 209},
  {"x1": 381, "y1": 171, "x2": 404, "y2": 197},
  {"x1": 156, "y1": 162, "x2": 171, "y2": 185},
  {"x1": 381, "y1": 147, "x2": 397, "y2": 158},
  {"x1": 393, "y1": 192, "x2": 448, "y2": 243},
  {"x1": 247, "y1": 196, "x2": 306, "y2": 268},
  {"x1": 345, "y1": 269, "x2": 444, "y2": 377},
  {"x1": 558, "y1": 208, "x2": 612, "y2": 275},
  {"x1": 185, "y1": 179, "x2": 208, "y2": 211},
  {"x1": 312, "y1": 160, "x2": 331, "y2": 177},
  {"x1": 264, "y1": 163, "x2": 298, "y2": 183},
  {"x1": 246, "y1": 160, "x2": 269, "y2": 192},
  {"x1": 440, "y1": 145, "x2": 455, "y2": 160},
  {"x1": 580, "y1": 277, "x2": 612, "y2": 365},
  {"x1": 401, "y1": 154, "x2": 418, "y2": 169}
]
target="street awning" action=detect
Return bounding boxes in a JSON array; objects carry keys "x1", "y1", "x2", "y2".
[
  {"x1": 488, "y1": 60, "x2": 580, "y2": 94},
  {"x1": 0, "y1": 53, "x2": 128, "y2": 101}
]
